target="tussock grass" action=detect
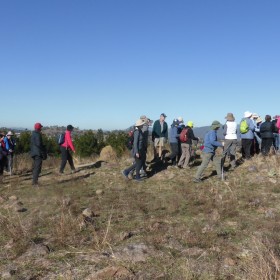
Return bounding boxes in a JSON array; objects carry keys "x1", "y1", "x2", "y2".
[{"x1": 1, "y1": 153, "x2": 280, "y2": 278}]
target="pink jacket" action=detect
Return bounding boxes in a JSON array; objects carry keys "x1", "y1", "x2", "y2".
[
  {"x1": 61, "y1": 130, "x2": 75, "y2": 152},
  {"x1": 277, "y1": 117, "x2": 280, "y2": 134}
]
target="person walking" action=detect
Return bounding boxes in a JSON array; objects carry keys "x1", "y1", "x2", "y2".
[
  {"x1": 0, "y1": 133, "x2": 8, "y2": 183},
  {"x1": 122, "y1": 119, "x2": 146, "y2": 182},
  {"x1": 59, "y1": 125, "x2": 76, "y2": 174},
  {"x1": 260, "y1": 115, "x2": 274, "y2": 156},
  {"x1": 30, "y1": 123, "x2": 46, "y2": 187},
  {"x1": 240, "y1": 111, "x2": 255, "y2": 160},
  {"x1": 178, "y1": 121, "x2": 199, "y2": 169},
  {"x1": 222, "y1": 113, "x2": 238, "y2": 170},
  {"x1": 167, "y1": 119, "x2": 180, "y2": 166},
  {"x1": 4, "y1": 131, "x2": 16, "y2": 175},
  {"x1": 152, "y1": 113, "x2": 168, "y2": 161},
  {"x1": 193, "y1": 121, "x2": 223, "y2": 183}
]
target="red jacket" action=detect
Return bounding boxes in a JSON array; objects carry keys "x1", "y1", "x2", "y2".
[{"x1": 61, "y1": 130, "x2": 75, "y2": 152}]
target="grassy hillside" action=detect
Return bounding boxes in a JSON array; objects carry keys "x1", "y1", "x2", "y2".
[{"x1": 0, "y1": 149, "x2": 280, "y2": 279}]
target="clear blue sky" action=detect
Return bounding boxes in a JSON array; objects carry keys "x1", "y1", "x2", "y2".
[{"x1": 1, "y1": 0, "x2": 279, "y2": 130}]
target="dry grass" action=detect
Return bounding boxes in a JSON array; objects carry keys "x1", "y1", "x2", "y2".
[{"x1": 1, "y1": 152, "x2": 280, "y2": 279}]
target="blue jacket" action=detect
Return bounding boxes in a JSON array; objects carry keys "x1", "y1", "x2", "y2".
[
  {"x1": 203, "y1": 130, "x2": 223, "y2": 154},
  {"x1": 169, "y1": 126, "x2": 179, "y2": 143},
  {"x1": 240, "y1": 118, "x2": 255, "y2": 140}
]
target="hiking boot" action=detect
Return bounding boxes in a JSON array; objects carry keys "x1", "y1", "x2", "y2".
[
  {"x1": 183, "y1": 166, "x2": 191, "y2": 170},
  {"x1": 32, "y1": 183, "x2": 40, "y2": 187},
  {"x1": 133, "y1": 177, "x2": 144, "y2": 182},
  {"x1": 122, "y1": 170, "x2": 129, "y2": 179},
  {"x1": 193, "y1": 178, "x2": 202, "y2": 183},
  {"x1": 71, "y1": 169, "x2": 77, "y2": 174}
]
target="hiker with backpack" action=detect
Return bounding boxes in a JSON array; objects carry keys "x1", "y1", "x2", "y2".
[
  {"x1": 193, "y1": 121, "x2": 223, "y2": 183},
  {"x1": 222, "y1": 113, "x2": 238, "y2": 170},
  {"x1": 239, "y1": 111, "x2": 255, "y2": 160},
  {"x1": 3, "y1": 131, "x2": 16, "y2": 175},
  {"x1": 0, "y1": 133, "x2": 8, "y2": 183},
  {"x1": 122, "y1": 119, "x2": 146, "y2": 182},
  {"x1": 30, "y1": 123, "x2": 46, "y2": 187},
  {"x1": 166, "y1": 119, "x2": 180, "y2": 166},
  {"x1": 59, "y1": 125, "x2": 76, "y2": 174},
  {"x1": 260, "y1": 115, "x2": 275, "y2": 156},
  {"x1": 152, "y1": 113, "x2": 168, "y2": 161},
  {"x1": 178, "y1": 121, "x2": 199, "y2": 169}
]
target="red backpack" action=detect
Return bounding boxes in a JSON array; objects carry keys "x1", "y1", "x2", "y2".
[{"x1": 179, "y1": 128, "x2": 189, "y2": 143}]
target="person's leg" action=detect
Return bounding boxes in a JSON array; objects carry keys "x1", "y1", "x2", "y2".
[
  {"x1": 169, "y1": 143, "x2": 178, "y2": 165},
  {"x1": 264, "y1": 138, "x2": 274, "y2": 155},
  {"x1": 229, "y1": 140, "x2": 237, "y2": 168},
  {"x1": 135, "y1": 157, "x2": 143, "y2": 179},
  {"x1": 178, "y1": 143, "x2": 187, "y2": 167},
  {"x1": 32, "y1": 156, "x2": 42, "y2": 185},
  {"x1": 0, "y1": 160, "x2": 4, "y2": 183},
  {"x1": 123, "y1": 161, "x2": 137, "y2": 176},
  {"x1": 261, "y1": 138, "x2": 269, "y2": 155},
  {"x1": 183, "y1": 143, "x2": 191, "y2": 168},
  {"x1": 244, "y1": 139, "x2": 252, "y2": 159},
  {"x1": 67, "y1": 150, "x2": 75, "y2": 171},
  {"x1": 59, "y1": 147, "x2": 68, "y2": 173},
  {"x1": 213, "y1": 154, "x2": 222, "y2": 177},
  {"x1": 194, "y1": 152, "x2": 212, "y2": 180}
]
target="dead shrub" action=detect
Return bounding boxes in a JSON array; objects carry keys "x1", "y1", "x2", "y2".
[{"x1": 244, "y1": 237, "x2": 280, "y2": 280}]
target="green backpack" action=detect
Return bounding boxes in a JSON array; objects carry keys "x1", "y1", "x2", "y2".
[{"x1": 240, "y1": 119, "x2": 249, "y2": 134}]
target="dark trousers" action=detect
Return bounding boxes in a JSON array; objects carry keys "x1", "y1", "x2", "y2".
[
  {"x1": 60, "y1": 146, "x2": 75, "y2": 173},
  {"x1": 124, "y1": 156, "x2": 144, "y2": 179},
  {"x1": 242, "y1": 139, "x2": 253, "y2": 159},
  {"x1": 32, "y1": 156, "x2": 42, "y2": 184},
  {"x1": 169, "y1": 143, "x2": 179, "y2": 165},
  {"x1": 261, "y1": 138, "x2": 273, "y2": 156}
]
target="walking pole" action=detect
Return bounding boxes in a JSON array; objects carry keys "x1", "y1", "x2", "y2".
[{"x1": 221, "y1": 141, "x2": 225, "y2": 181}]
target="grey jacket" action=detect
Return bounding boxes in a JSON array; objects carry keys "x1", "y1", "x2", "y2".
[{"x1": 132, "y1": 128, "x2": 145, "y2": 157}]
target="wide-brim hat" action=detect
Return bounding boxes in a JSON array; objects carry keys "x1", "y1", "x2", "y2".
[
  {"x1": 177, "y1": 116, "x2": 184, "y2": 123},
  {"x1": 256, "y1": 117, "x2": 262, "y2": 123},
  {"x1": 140, "y1": 115, "x2": 153, "y2": 125},
  {"x1": 135, "y1": 119, "x2": 145, "y2": 127},
  {"x1": 225, "y1": 113, "x2": 235, "y2": 121},
  {"x1": 244, "y1": 111, "x2": 252, "y2": 118},
  {"x1": 252, "y1": 113, "x2": 258, "y2": 119},
  {"x1": 6, "y1": 131, "x2": 13, "y2": 136},
  {"x1": 211, "y1": 120, "x2": 221, "y2": 130}
]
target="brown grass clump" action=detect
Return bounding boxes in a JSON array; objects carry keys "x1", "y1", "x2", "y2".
[{"x1": 99, "y1": 145, "x2": 118, "y2": 162}]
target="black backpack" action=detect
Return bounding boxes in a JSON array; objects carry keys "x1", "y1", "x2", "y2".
[{"x1": 57, "y1": 133, "x2": 65, "y2": 145}]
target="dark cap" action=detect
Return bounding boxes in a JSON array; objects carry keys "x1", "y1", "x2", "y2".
[
  {"x1": 67, "y1": 125, "x2": 74, "y2": 131},
  {"x1": 160, "y1": 113, "x2": 167, "y2": 118}
]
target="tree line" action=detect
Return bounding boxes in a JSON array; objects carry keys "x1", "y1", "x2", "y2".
[{"x1": 10, "y1": 129, "x2": 128, "y2": 157}]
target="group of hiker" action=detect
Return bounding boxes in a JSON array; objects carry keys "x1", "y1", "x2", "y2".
[
  {"x1": 1, "y1": 111, "x2": 280, "y2": 185},
  {"x1": 122, "y1": 112, "x2": 280, "y2": 182},
  {"x1": 0, "y1": 123, "x2": 76, "y2": 186}
]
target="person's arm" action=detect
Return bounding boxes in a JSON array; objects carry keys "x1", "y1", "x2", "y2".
[
  {"x1": 223, "y1": 124, "x2": 227, "y2": 136},
  {"x1": 4, "y1": 138, "x2": 10, "y2": 150},
  {"x1": 209, "y1": 131, "x2": 223, "y2": 147},
  {"x1": 249, "y1": 119, "x2": 255, "y2": 132},
  {"x1": 133, "y1": 130, "x2": 140, "y2": 157},
  {"x1": 65, "y1": 132, "x2": 75, "y2": 152}
]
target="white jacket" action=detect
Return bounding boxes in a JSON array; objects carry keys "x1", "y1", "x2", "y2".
[{"x1": 224, "y1": 121, "x2": 237, "y2": 140}]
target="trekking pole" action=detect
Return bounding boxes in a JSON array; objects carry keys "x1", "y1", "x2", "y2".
[{"x1": 221, "y1": 141, "x2": 225, "y2": 181}]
